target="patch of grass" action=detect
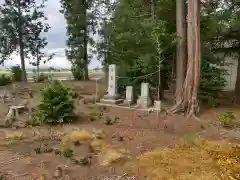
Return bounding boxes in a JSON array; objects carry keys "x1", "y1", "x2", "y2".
[
  {"x1": 62, "y1": 147, "x2": 74, "y2": 158},
  {"x1": 99, "y1": 149, "x2": 129, "y2": 166},
  {"x1": 124, "y1": 139, "x2": 240, "y2": 180},
  {"x1": 216, "y1": 111, "x2": 240, "y2": 128},
  {"x1": 5, "y1": 131, "x2": 24, "y2": 141},
  {"x1": 68, "y1": 130, "x2": 93, "y2": 142}
]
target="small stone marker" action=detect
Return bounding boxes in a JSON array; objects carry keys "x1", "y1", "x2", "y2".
[
  {"x1": 137, "y1": 82, "x2": 152, "y2": 109},
  {"x1": 154, "y1": 100, "x2": 162, "y2": 111},
  {"x1": 123, "y1": 86, "x2": 133, "y2": 106}
]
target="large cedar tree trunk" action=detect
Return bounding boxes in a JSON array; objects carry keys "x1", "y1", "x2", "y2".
[
  {"x1": 168, "y1": 0, "x2": 201, "y2": 118},
  {"x1": 175, "y1": 0, "x2": 187, "y2": 102}
]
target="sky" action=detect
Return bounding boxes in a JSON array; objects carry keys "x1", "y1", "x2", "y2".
[{"x1": 0, "y1": 0, "x2": 101, "y2": 69}]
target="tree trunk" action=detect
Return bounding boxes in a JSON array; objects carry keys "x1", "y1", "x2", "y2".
[
  {"x1": 17, "y1": 0, "x2": 27, "y2": 82},
  {"x1": 83, "y1": 0, "x2": 89, "y2": 80},
  {"x1": 168, "y1": 0, "x2": 201, "y2": 118},
  {"x1": 234, "y1": 55, "x2": 240, "y2": 103},
  {"x1": 36, "y1": 50, "x2": 40, "y2": 78},
  {"x1": 175, "y1": 0, "x2": 187, "y2": 102}
]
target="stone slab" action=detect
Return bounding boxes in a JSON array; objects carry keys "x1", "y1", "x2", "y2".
[{"x1": 100, "y1": 98, "x2": 123, "y2": 105}]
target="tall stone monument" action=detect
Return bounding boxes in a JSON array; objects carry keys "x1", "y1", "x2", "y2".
[{"x1": 100, "y1": 64, "x2": 123, "y2": 104}]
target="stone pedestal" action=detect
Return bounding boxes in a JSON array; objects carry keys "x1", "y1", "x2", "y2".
[
  {"x1": 100, "y1": 64, "x2": 123, "y2": 104},
  {"x1": 123, "y1": 86, "x2": 134, "y2": 106},
  {"x1": 136, "y1": 83, "x2": 152, "y2": 109}
]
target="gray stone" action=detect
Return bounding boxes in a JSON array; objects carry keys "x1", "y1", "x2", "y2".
[
  {"x1": 154, "y1": 100, "x2": 162, "y2": 111},
  {"x1": 137, "y1": 83, "x2": 152, "y2": 109},
  {"x1": 123, "y1": 86, "x2": 134, "y2": 106},
  {"x1": 100, "y1": 64, "x2": 122, "y2": 104}
]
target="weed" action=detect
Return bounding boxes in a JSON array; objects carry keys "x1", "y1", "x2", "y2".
[
  {"x1": 216, "y1": 111, "x2": 239, "y2": 128},
  {"x1": 69, "y1": 130, "x2": 92, "y2": 142},
  {"x1": 62, "y1": 148, "x2": 74, "y2": 158}
]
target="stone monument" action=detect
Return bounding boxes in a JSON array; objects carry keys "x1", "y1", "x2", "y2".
[
  {"x1": 136, "y1": 82, "x2": 152, "y2": 109},
  {"x1": 123, "y1": 86, "x2": 134, "y2": 106},
  {"x1": 100, "y1": 64, "x2": 123, "y2": 104}
]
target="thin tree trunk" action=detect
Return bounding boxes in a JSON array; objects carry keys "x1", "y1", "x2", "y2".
[
  {"x1": 83, "y1": 0, "x2": 89, "y2": 80},
  {"x1": 36, "y1": 49, "x2": 40, "y2": 78},
  {"x1": 17, "y1": 0, "x2": 27, "y2": 81},
  {"x1": 175, "y1": 0, "x2": 187, "y2": 102},
  {"x1": 168, "y1": 0, "x2": 201, "y2": 118},
  {"x1": 234, "y1": 55, "x2": 240, "y2": 103}
]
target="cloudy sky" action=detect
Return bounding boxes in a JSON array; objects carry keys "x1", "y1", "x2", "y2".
[{"x1": 1, "y1": 0, "x2": 101, "y2": 69}]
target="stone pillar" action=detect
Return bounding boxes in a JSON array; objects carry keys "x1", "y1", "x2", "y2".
[
  {"x1": 107, "y1": 64, "x2": 118, "y2": 98},
  {"x1": 123, "y1": 86, "x2": 133, "y2": 106},
  {"x1": 100, "y1": 64, "x2": 123, "y2": 104},
  {"x1": 137, "y1": 82, "x2": 152, "y2": 109}
]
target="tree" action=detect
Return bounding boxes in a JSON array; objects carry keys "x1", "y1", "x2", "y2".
[
  {"x1": 169, "y1": 0, "x2": 201, "y2": 117},
  {"x1": 60, "y1": 0, "x2": 96, "y2": 80},
  {"x1": 175, "y1": 0, "x2": 187, "y2": 102},
  {"x1": 30, "y1": 47, "x2": 54, "y2": 78},
  {"x1": 0, "y1": 0, "x2": 49, "y2": 81}
]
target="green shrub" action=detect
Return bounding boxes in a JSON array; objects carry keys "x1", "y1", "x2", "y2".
[
  {"x1": 0, "y1": 74, "x2": 12, "y2": 86},
  {"x1": 32, "y1": 80, "x2": 77, "y2": 125},
  {"x1": 33, "y1": 73, "x2": 48, "y2": 82},
  {"x1": 199, "y1": 52, "x2": 227, "y2": 105},
  {"x1": 71, "y1": 65, "x2": 84, "y2": 80},
  {"x1": 11, "y1": 65, "x2": 22, "y2": 82}
]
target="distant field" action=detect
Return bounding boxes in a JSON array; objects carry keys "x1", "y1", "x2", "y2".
[{"x1": 0, "y1": 69, "x2": 104, "y2": 79}]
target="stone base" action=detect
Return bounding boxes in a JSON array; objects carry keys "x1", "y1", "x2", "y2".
[
  {"x1": 100, "y1": 98, "x2": 123, "y2": 105},
  {"x1": 103, "y1": 94, "x2": 120, "y2": 100},
  {"x1": 122, "y1": 100, "x2": 134, "y2": 106},
  {"x1": 136, "y1": 96, "x2": 152, "y2": 109}
]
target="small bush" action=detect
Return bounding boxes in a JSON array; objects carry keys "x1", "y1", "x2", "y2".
[
  {"x1": 0, "y1": 74, "x2": 12, "y2": 86},
  {"x1": 11, "y1": 65, "x2": 22, "y2": 82},
  {"x1": 32, "y1": 80, "x2": 76, "y2": 125}
]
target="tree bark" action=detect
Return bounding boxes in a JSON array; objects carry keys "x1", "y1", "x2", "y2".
[
  {"x1": 168, "y1": 0, "x2": 201, "y2": 118},
  {"x1": 17, "y1": 0, "x2": 27, "y2": 81},
  {"x1": 234, "y1": 55, "x2": 240, "y2": 103},
  {"x1": 83, "y1": 0, "x2": 89, "y2": 80},
  {"x1": 175, "y1": 0, "x2": 187, "y2": 102}
]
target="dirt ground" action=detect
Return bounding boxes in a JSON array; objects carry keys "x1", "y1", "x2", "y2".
[{"x1": 0, "y1": 81, "x2": 239, "y2": 180}]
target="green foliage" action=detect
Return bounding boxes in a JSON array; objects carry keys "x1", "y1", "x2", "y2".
[
  {"x1": 0, "y1": 74, "x2": 12, "y2": 86},
  {"x1": 216, "y1": 111, "x2": 239, "y2": 128},
  {"x1": 71, "y1": 65, "x2": 84, "y2": 80},
  {"x1": 62, "y1": 147, "x2": 74, "y2": 158},
  {"x1": 32, "y1": 80, "x2": 76, "y2": 125},
  {"x1": 98, "y1": 0, "x2": 176, "y2": 95},
  {"x1": 60, "y1": 0, "x2": 97, "y2": 80},
  {"x1": 0, "y1": 0, "x2": 50, "y2": 80},
  {"x1": 199, "y1": 52, "x2": 227, "y2": 104},
  {"x1": 10, "y1": 66, "x2": 22, "y2": 82}
]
